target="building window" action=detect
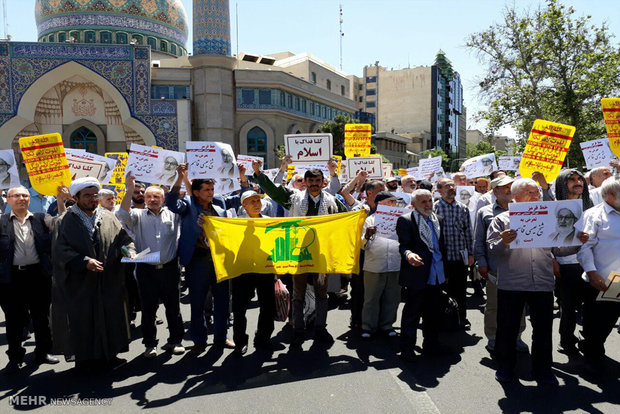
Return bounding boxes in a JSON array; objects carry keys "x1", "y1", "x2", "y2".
[
  {"x1": 147, "y1": 37, "x2": 157, "y2": 50},
  {"x1": 70, "y1": 31, "x2": 80, "y2": 42},
  {"x1": 287, "y1": 94, "x2": 293, "y2": 109},
  {"x1": 301, "y1": 99, "x2": 306, "y2": 113},
  {"x1": 359, "y1": 97, "x2": 363, "y2": 103},
  {"x1": 367, "y1": 101, "x2": 376, "y2": 108},
  {"x1": 341, "y1": 85, "x2": 345, "y2": 96},
  {"x1": 58, "y1": 32, "x2": 66, "y2": 42},
  {"x1": 116, "y1": 32, "x2": 128, "y2": 44},
  {"x1": 309, "y1": 102, "x2": 315, "y2": 115},
  {"x1": 84, "y1": 31, "x2": 96, "y2": 43},
  {"x1": 160, "y1": 40, "x2": 168, "y2": 53},
  {"x1": 170, "y1": 43, "x2": 177, "y2": 55},
  {"x1": 326, "y1": 79, "x2": 331, "y2": 90},
  {"x1": 48, "y1": 34, "x2": 55, "y2": 42},
  {"x1": 242, "y1": 89, "x2": 254, "y2": 105},
  {"x1": 131, "y1": 34, "x2": 143, "y2": 45},
  {"x1": 279, "y1": 91, "x2": 285, "y2": 106},
  {"x1": 70, "y1": 126, "x2": 97, "y2": 153},
  {"x1": 258, "y1": 90, "x2": 271, "y2": 105},
  {"x1": 247, "y1": 126, "x2": 267, "y2": 156},
  {"x1": 366, "y1": 89, "x2": 376, "y2": 95},
  {"x1": 311, "y1": 72, "x2": 317, "y2": 84},
  {"x1": 100, "y1": 31, "x2": 112, "y2": 43},
  {"x1": 295, "y1": 97, "x2": 300, "y2": 111},
  {"x1": 174, "y1": 85, "x2": 190, "y2": 99},
  {"x1": 366, "y1": 76, "x2": 376, "y2": 83}
]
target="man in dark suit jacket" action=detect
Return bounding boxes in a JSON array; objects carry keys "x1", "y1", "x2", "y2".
[{"x1": 396, "y1": 189, "x2": 448, "y2": 361}]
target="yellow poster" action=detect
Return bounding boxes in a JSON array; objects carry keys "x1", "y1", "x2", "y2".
[
  {"x1": 287, "y1": 164, "x2": 296, "y2": 181},
  {"x1": 333, "y1": 155, "x2": 342, "y2": 176},
  {"x1": 398, "y1": 168, "x2": 407, "y2": 176},
  {"x1": 519, "y1": 119, "x2": 575, "y2": 182},
  {"x1": 203, "y1": 210, "x2": 367, "y2": 281},
  {"x1": 101, "y1": 184, "x2": 126, "y2": 205},
  {"x1": 19, "y1": 133, "x2": 72, "y2": 196},
  {"x1": 602, "y1": 98, "x2": 620, "y2": 158},
  {"x1": 344, "y1": 123, "x2": 372, "y2": 157},
  {"x1": 105, "y1": 152, "x2": 128, "y2": 185}
]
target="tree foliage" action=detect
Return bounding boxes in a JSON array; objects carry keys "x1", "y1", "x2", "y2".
[
  {"x1": 318, "y1": 114, "x2": 361, "y2": 158},
  {"x1": 467, "y1": 0, "x2": 620, "y2": 167},
  {"x1": 420, "y1": 148, "x2": 452, "y2": 171},
  {"x1": 466, "y1": 140, "x2": 506, "y2": 160}
]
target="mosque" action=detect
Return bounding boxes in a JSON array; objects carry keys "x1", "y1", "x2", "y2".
[{"x1": 0, "y1": 0, "x2": 360, "y2": 170}]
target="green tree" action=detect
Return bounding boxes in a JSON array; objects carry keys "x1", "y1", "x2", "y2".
[
  {"x1": 420, "y1": 148, "x2": 452, "y2": 171},
  {"x1": 318, "y1": 114, "x2": 363, "y2": 157},
  {"x1": 466, "y1": 141, "x2": 506, "y2": 160},
  {"x1": 467, "y1": 0, "x2": 620, "y2": 167}
]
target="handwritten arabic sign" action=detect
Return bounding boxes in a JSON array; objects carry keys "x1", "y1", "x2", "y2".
[
  {"x1": 346, "y1": 156, "x2": 383, "y2": 179},
  {"x1": 580, "y1": 138, "x2": 616, "y2": 170},
  {"x1": 285, "y1": 133, "x2": 332, "y2": 163},
  {"x1": 406, "y1": 167, "x2": 420, "y2": 180},
  {"x1": 293, "y1": 162, "x2": 330, "y2": 177},
  {"x1": 418, "y1": 156, "x2": 443, "y2": 179},
  {"x1": 508, "y1": 200, "x2": 582, "y2": 248},
  {"x1": 498, "y1": 156, "x2": 521, "y2": 171},
  {"x1": 105, "y1": 152, "x2": 128, "y2": 185},
  {"x1": 19, "y1": 133, "x2": 72, "y2": 196},
  {"x1": 237, "y1": 154, "x2": 263, "y2": 173},
  {"x1": 66, "y1": 156, "x2": 107, "y2": 181},
  {"x1": 65, "y1": 148, "x2": 117, "y2": 183},
  {"x1": 602, "y1": 98, "x2": 620, "y2": 158},
  {"x1": 519, "y1": 120, "x2": 576, "y2": 182},
  {"x1": 127, "y1": 143, "x2": 185, "y2": 186},
  {"x1": 597, "y1": 272, "x2": 620, "y2": 303},
  {"x1": 461, "y1": 153, "x2": 497, "y2": 178},
  {"x1": 375, "y1": 204, "x2": 412, "y2": 240},
  {"x1": 344, "y1": 124, "x2": 371, "y2": 157},
  {"x1": 186, "y1": 141, "x2": 239, "y2": 194},
  {"x1": 0, "y1": 149, "x2": 21, "y2": 190}
]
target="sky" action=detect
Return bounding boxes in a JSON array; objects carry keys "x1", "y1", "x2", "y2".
[{"x1": 5, "y1": 0, "x2": 619, "y2": 138}]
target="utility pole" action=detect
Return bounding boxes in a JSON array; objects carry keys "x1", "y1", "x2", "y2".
[{"x1": 339, "y1": 4, "x2": 344, "y2": 70}]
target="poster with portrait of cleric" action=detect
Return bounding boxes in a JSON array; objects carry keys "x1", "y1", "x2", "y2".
[
  {"x1": 127, "y1": 144, "x2": 185, "y2": 187},
  {"x1": 498, "y1": 156, "x2": 522, "y2": 171},
  {"x1": 186, "y1": 141, "x2": 240, "y2": 194},
  {"x1": 64, "y1": 148, "x2": 117, "y2": 184},
  {"x1": 461, "y1": 153, "x2": 497, "y2": 178},
  {"x1": 0, "y1": 150, "x2": 21, "y2": 190},
  {"x1": 456, "y1": 186, "x2": 478, "y2": 210},
  {"x1": 508, "y1": 200, "x2": 582, "y2": 249}
]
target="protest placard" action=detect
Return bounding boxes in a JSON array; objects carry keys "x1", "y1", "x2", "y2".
[
  {"x1": 418, "y1": 156, "x2": 443, "y2": 178},
  {"x1": 19, "y1": 133, "x2": 72, "y2": 196},
  {"x1": 0, "y1": 150, "x2": 21, "y2": 190},
  {"x1": 346, "y1": 156, "x2": 383, "y2": 179},
  {"x1": 344, "y1": 124, "x2": 372, "y2": 157},
  {"x1": 66, "y1": 156, "x2": 107, "y2": 181},
  {"x1": 579, "y1": 138, "x2": 616, "y2": 170},
  {"x1": 406, "y1": 167, "x2": 420, "y2": 180},
  {"x1": 429, "y1": 167, "x2": 446, "y2": 183},
  {"x1": 508, "y1": 200, "x2": 582, "y2": 248},
  {"x1": 186, "y1": 142, "x2": 239, "y2": 194},
  {"x1": 263, "y1": 168, "x2": 280, "y2": 181},
  {"x1": 456, "y1": 186, "x2": 478, "y2": 210},
  {"x1": 105, "y1": 152, "x2": 128, "y2": 185},
  {"x1": 375, "y1": 204, "x2": 412, "y2": 240},
  {"x1": 602, "y1": 98, "x2": 620, "y2": 158},
  {"x1": 237, "y1": 154, "x2": 264, "y2": 173},
  {"x1": 461, "y1": 153, "x2": 497, "y2": 178},
  {"x1": 333, "y1": 155, "x2": 342, "y2": 176},
  {"x1": 127, "y1": 143, "x2": 185, "y2": 186},
  {"x1": 101, "y1": 184, "x2": 126, "y2": 205},
  {"x1": 285, "y1": 133, "x2": 332, "y2": 163},
  {"x1": 519, "y1": 119, "x2": 576, "y2": 182},
  {"x1": 597, "y1": 272, "x2": 620, "y2": 303},
  {"x1": 390, "y1": 191, "x2": 412, "y2": 208},
  {"x1": 65, "y1": 148, "x2": 117, "y2": 183},
  {"x1": 382, "y1": 164, "x2": 393, "y2": 179},
  {"x1": 498, "y1": 156, "x2": 522, "y2": 171},
  {"x1": 293, "y1": 162, "x2": 330, "y2": 177}
]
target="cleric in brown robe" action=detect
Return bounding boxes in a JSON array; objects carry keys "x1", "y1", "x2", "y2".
[{"x1": 52, "y1": 177, "x2": 135, "y2": 372}]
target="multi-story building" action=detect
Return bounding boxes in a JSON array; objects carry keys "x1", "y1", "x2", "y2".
[{"x1": 466, "y1": 129, "x2": 515, "y2": 155}]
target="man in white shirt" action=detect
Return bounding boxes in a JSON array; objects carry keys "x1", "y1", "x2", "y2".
[
  {"x1": 588, "y1": 166, "x2": 613, "y2": 206},
  {"x1": 576, "y1": 177, "x2": 620, "y2": 369}
]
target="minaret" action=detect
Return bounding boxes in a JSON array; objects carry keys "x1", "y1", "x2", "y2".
[{"x1": 190, "y1": 0, "x2": 235, "y2": 143}]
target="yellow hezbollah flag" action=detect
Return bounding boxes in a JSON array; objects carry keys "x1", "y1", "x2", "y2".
[{"x1": 203, "y1": 210, "x2": 367, "y2": 281}]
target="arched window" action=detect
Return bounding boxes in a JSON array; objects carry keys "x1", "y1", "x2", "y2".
[
  {"x1": 247, "y1": 126, "x2": 267, "y2": 166},
  {"x1": 58, "y1": 32, "x2": 66, "y2": 43},
  {"x1": 70, "y1": 126, "x2": 98, "y2": 153},
  {"x1": 100, "y1": 31, "x2": 112, "y2": 44},
  {"x1": 147, "y1": 37, "x2": 157, "y2": 50},
  {"x1": 116, "y1": 32, "x2": 128, "y2": 44},
  {"x1": 69, "y1": 31, "x2": 80, "y2": 42},
  {"x1": 160, "y1": 40, "x2": 168, "y2": 53},
  {"x1": 131, "y1": 34, "x2": 143, "y2": 45},
  {"x1": 85, "y1": 31, "x2": 96, "y2": 43},
  {"x1": 48, "y1": 34, "x2": 55, "y2": 42},
  {"x1": 170, "y1": 43, "x2": 177, "y2": 55}
]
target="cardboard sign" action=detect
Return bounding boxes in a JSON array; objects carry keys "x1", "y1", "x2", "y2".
[
  {"x1": 519, "y1": 120, "x2": 576, "y2": 182},
  {"x1": 390, "y1": 191, "x2": 412, "y2": 208},
  {"x1": 498, "y1": 156, "x2": 522, "y2": 171},
  {"x1": 461, "y1": 153, "x2": 497, "y2": 178},
  {"x1": 398, "y1": 168, "x2": 407, "y2": 177},
  {"x1": 418, "y1": 156, "x2": 443, "y2": 178},
  {"x1": 287, "y1": 164, "x2": 296, "y2": 181},
  {"x1": 405, "y1": 167, "x2": 420, "y2": 180},
  {"x1": 105, "y1": 152, "x2": 128, "y2": 185},
  {"x1": 333, "y1": 155, "x2": 342, "y2": 176},
  {"x1": 375, "y1": 204, "x2": 412, "y2": 240},
  {"x1": 344, "y1": 124, "x2": 372, "y2": 157},
  {"x1": 293, "y1": 162, "x2": 330, "y2": 177},
  {"x1": 66, "y1": 156, "x2": 107, "y2": 181},
  {"x1": 127, "y1": 144, "x2": 185, "y2": 186},
  {"x1": 580, "y1": 138, "x2": 616, "y2": 170},
  {"x1": 65, "y1": 148, "x2": 117, "y2": 184},
  {"x1": 456, "y1": 186, "x2": 478, "y2": 211},
  {"x1": 19, "y1": 133, "x2": 72, "y2": 196},
  {"x1": 346, "y1": 156, "x2": 383, "y2": 179},
  {"x1": 284, "y1": 133, "x2": 332, "y2": 163},
  {"x1": 508, "y1": 200, "x2": 582, "y2": 248},
  {"x1": 237, "y1": 154, "x2": 264, "y2": 173},
  {"x1": 0, "y1": 149, "x2": 21, "y2": 190},
  {"x1": 186, "y1": 141, "x2": 239, "y2": 194},
  {"x1": 601, "y1": 98, "x2": 620, "y2": 158},
  {"x1": 263, "y1": 168, "x2": 280, "y2": 181},
  {"x1": 597, "y1": 272, "x2": 620, "y2": 303},
  {"x1": 382, "y1": 164, "x2": 393, "y2": 179}
]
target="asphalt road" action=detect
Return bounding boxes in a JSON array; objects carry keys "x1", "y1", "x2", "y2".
[{"x1": 0, "y1": 281, "x2": 618, "y2": 413}]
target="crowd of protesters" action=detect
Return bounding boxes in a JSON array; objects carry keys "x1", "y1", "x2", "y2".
[{"x1": 0, "y1": 153, "x2": 619, "y2": 388}]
